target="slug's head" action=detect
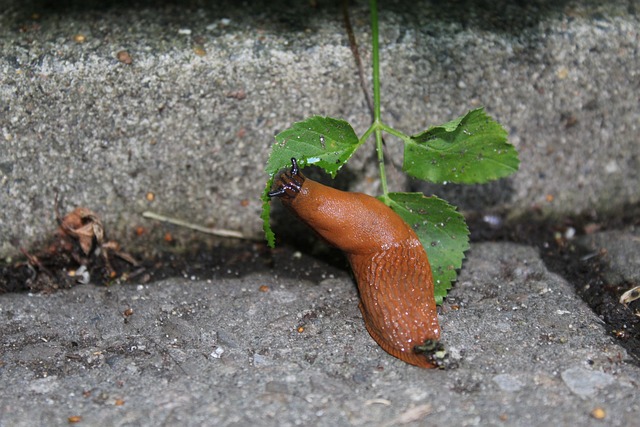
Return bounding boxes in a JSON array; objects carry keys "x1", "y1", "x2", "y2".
[{"x1": 268, "y1": 157, "x2": 306, "y2": 200}]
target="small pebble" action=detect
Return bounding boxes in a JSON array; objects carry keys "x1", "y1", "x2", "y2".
[{"x1": 561, "y1": 367, "x2": 614, "y2": 397}]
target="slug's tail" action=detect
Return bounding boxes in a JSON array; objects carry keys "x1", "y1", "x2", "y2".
[
  {"x1": 349, "y1": 241, "x2": 443, "y2": 369},
  {"x1": 359, "y1": 303, "x2": 441, "y2": 369}
]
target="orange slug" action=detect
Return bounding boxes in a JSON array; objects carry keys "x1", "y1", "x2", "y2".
[{"x1": 269, "y1": 158, "x2": 442, "y2": 368}]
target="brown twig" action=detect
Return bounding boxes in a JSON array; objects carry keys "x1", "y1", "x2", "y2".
[
  {"x1": 342, "y1": 0, "x2": 375, "y2": 120},
  {"x1": 20, "y1": 248, "x2": 53, "y2": 277},
  {"x1": 142, "y1": 211, "x2": 247, "y2": 239}
]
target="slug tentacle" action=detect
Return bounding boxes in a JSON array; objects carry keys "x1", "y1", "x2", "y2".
[{"x1": 269, "y1": 157, "x2": 442, "y2": 369}]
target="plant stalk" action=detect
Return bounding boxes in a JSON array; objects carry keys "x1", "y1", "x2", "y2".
[{"x1": 370, "y1": 0, "x2": 388, "y2": 195}]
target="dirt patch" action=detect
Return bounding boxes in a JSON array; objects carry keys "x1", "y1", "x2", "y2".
[
  {"x1": 1, "y1": 238, "x2": 347, "y2": 294},
  {"x1": 548, "y1": 242, "x2": 640, "y2": 364}
]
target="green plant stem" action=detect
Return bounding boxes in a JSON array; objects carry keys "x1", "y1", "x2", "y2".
[
  {"x1": 360, "y1": 123, "x2": 376, "y2": 144},
  {"x1": 370, "y1": 0, "x2": 381, "y2": 122},
  {"x1": 378, "y1": 122, "x2": 410, "y2": 142},
  {"x1": 375, "y1": 129, "x2": 388, "y2": 195},
  {"x1": 370, "y1": 0, "x2": 388, "y2": 196}
]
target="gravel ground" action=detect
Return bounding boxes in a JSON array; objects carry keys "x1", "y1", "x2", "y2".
[{"x1": 1, "y1": 241, "x2": 639, "y2": 426}]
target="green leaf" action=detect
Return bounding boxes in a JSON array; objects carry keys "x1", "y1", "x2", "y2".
[
  {"x1": 403, "y1": 108, "x2": 519, "y2": 184},
  {"x1": 262, "y1": 116, "x2": 361, "y2": 246},
  {"x1": 261, "y1": 194, "x2": 275, "y2": 247},
  {"x1": 266, "y1": 116, "x2": 361, "y2": 178},
  {"x1": 383, "y1": 192, "x2": 470, "y2": 304}
]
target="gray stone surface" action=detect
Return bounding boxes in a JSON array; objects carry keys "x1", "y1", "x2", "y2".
[
  {"x1": 1, "y1": 0, "x2": 639, "y2": 257},
  {"x1": 575, "y1": 226, "x2": 640, "y2": 286},
  {"x1": 1, "y1": 242, "x2": 639, "y2": 426}
]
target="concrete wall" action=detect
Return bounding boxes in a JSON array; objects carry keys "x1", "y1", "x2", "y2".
[{"x1": 1, "y1": 0, "x2": 638, "y2": 257}]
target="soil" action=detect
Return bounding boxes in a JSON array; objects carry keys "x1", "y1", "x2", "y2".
[{"x1": 0, "y1": 238, "x2": 348, "y2": 295}]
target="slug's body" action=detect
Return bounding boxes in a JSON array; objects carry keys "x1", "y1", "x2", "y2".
[{"x1": 269, "y1": 159, "x2": 441, "y2": 368}]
